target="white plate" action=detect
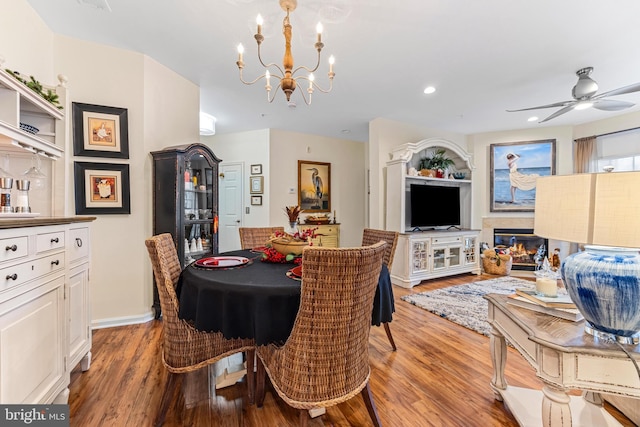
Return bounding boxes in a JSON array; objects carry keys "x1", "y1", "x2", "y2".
[{"x1": 0, "y1": 212, "x2": 41, "y2": 218}]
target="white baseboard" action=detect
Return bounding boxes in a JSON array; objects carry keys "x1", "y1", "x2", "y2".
[{"x1": 91, "y1": 310, "x2": 155, "y2": 329}]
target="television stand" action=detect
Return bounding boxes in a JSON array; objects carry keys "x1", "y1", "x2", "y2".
[{"x1": 390, "y1": 229, "x2": 481, "y2": 288}]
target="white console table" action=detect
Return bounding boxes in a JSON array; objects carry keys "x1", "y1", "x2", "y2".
[{"x1": 485, "y1": 294, "x2": 639, "y2": 427}]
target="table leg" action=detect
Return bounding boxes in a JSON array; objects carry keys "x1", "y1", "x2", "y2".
[
  {"x1": 541, "y1": 385, "x2": 572, "y2": 427},
  {"x1": 489, "y1": 324, "x2": 507, "y2": 401}
]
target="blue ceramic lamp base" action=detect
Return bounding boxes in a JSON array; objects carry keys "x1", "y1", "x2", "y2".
[{"x1": 561, "y1": 245, "x2": 640, "y2": 345}]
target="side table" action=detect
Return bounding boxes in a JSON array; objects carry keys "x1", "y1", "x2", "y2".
[{"x1": 485, "y1": 294, "x2": 640, "y2": 427}]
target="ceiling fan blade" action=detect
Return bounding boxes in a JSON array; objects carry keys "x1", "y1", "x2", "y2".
[
  {"x1": 539, "y1": 105, "x2": 575, "y2": 123},
  {"x1": 506, "y1": 100, "x2": 573, "y2": 112},
  {"x1": 592, "y1": 99, "x2": 635, "y2": 111},
  {"x1": 593, "y1": 82, "x2": 640, "y2": 99}
]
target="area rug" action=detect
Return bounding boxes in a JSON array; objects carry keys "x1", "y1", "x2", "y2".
[{"x1": 401, "y1": 276, "x2": 536, "y2": 337}]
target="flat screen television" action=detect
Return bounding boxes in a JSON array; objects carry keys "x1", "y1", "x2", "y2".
[{"x1": 409, "y1": 184, "x2": 461, "y2": 229}]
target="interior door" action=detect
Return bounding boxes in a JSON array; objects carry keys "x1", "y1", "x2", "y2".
[{"x1": 218, "y1": 163, "x2": 243, "y2": 252}]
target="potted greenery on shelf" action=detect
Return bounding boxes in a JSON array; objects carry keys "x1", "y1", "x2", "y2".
[{"x1": 419, "y1": 149, "x2": 455, "y2": 178}]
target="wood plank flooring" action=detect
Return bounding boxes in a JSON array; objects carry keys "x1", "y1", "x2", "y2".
[{"x1": 68, "y1": 273, "x2": 635, "y2": 426}]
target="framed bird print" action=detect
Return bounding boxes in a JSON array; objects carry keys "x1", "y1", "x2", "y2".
[{"x1": 298, "y1": 160, "x2": 331, "y2": 212}]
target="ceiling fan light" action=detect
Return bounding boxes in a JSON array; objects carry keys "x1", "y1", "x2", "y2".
[{"x1": 574, "y1": 101, "x2": 593, "y2": 111}]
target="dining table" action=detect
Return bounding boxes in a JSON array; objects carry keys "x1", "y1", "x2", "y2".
[{"x1": 176, "y1": 249, "x2": 395, "y2": 346}]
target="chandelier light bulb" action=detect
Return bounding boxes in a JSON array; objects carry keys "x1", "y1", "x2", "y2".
[
  {"x1": 256, "y1": 14, "x2": 263, "y2": 34},
  {"x1": 329, "y1": 55, "x2": 335, "y2": 72}
]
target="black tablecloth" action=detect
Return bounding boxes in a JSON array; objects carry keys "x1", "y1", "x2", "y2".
[{"x1": 176, "y1": 250, "x2": 395, "y2": 346}]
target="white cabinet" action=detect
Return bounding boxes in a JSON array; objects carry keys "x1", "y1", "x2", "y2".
[
  {"x1": 392, "y1": 229, "x2": 481, "y2": 288},
  {"x1": 67, "y1": 225, "x2": 91, "y2": 372},
  {"x1": 0, "y1": 219, "x2": 93, "y2": 404},
  {"x1": 0, "y1": 66, "x2": 66, "y2": 159}
]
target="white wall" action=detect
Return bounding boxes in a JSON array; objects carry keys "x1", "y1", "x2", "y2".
[{"x1": 207, "y1": 128, "x2": 270, "y2": 228}]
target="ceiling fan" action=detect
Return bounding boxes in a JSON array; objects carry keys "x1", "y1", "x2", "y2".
[{"x1": 507, "y1": 67, "x2": 640, "y2": 123}]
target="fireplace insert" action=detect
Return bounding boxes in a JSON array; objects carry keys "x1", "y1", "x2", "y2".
[{"x1": 493, "y1": 228, "x2": 548, "y2": 271}]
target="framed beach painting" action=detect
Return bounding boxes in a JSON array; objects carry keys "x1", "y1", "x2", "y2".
[
  {"x1": 490, "y1": 139, "x2": 556, "y2": 212},
  {"x1": 298, "y1": 160, "x2": 331, "y2": 212}
]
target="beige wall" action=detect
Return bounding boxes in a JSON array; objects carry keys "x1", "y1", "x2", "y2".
[
  {"x1": 269, "y1": 129, "x2": 365, "y2": 247},
  {"x1": 1, "y1": 2, "x2": 201, "y2": 326},
  {"x1": 210, "y1": 129, "x2": 366, "y2": 247},
  {"x1": 55, "y1": 36, "x2": 200, "y2": 325},
  {"x1": 0, "y1": 1, "x2": 53, "y2": 79}
]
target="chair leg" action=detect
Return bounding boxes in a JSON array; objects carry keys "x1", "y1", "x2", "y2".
[
  {"x1": 245, "y1": 349, "x2": 255, "y2": 405},
  {"x1": 255, "y1": 356, "x2": 266, "y2": 407},
  {"x1": 298, "y1": 409, "x2": 308, "y2": 427},
  {"x1": 383, "y1": 322, "x2": 397, "y2": 351},
  {"x1": 156, "y1": 371, "x2": 179, "y2": 427},
  {"x1": 360, "y1": 382, "x2": 382, "y2": 427}
]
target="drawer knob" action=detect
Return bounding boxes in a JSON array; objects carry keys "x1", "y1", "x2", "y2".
[
  {"x1": 5, "y1": 245, "x2": 17, "y2": 252},
  {"x1": 5, "y1": 273, "x2": 17, "y2": 281},
  {"x1": 51, "y1": 237, "x2": 59, "y2": 243},
  {"x1": 76, "y1": 238, "x2": 83, "y2": 247},
  {"x1": 51, "y1": 260, "x2": 60, "y2": 266}
]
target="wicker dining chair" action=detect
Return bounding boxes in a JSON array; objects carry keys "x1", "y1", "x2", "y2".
[
  {"x1": 256, "y1": 241, "x2": 387, "y2": 427},
  {"x1": 238, "y1": 226, "x2": 285, "y2": 249},
  {"x1": 145, "y1": 234, "x2": 255, "y2": 426},
  {"x1": 362, "y1": 228, "x2": 399, "y2": 351}
]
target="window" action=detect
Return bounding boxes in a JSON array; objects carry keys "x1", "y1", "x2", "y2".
[{"x1": 595, "y1": 128, "x2": 640, "y2": 172}]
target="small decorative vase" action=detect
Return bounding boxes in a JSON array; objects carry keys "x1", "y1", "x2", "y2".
[
  {"x1": 561, "y1": 245, "x2": 640, "y2": 342},
  {"x1": 288, "y1": 221, "x2": 298, "y2": 234}
]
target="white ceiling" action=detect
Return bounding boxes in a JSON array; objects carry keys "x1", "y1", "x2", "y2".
[{"x1": 25, "y1": 0, "x2": 640, "y2": 142}]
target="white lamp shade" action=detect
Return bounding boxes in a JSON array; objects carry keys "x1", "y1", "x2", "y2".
[
  {"x1": 199, "y1": 112, "x2": 216, "y2": 136},
  {"x1": 534, "y1": 171, "x2": 640, "y2": 248}
]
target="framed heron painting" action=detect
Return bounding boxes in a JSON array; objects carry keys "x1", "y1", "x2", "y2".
[{"x1": 298, "y1": 160, "x2": 331, "y2": 212}]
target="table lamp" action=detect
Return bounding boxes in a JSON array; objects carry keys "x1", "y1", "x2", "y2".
[{"x1": 534, "y1": 171, "x2": 640, "y2": 344}]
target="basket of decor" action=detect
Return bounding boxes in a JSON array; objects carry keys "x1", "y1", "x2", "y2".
[{"x1": 482, "y1": 247, "x2": 513, "y2": 275}]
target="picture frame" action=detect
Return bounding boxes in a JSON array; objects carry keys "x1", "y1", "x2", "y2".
[
  {"x1": 298, "y1": 160, "x2": 331, "y2": 212},
  {"x1": 72, "y1": 102, "x2": 129, "y2": 159},
  {"x1": 251, "y1": 195, "x2": 262, "y2": 206},
  {"x1": 250, "y1": 176, "x2": 264, "y2": 194},
  {"x1": 490, "y1": 139, "x2": 556, "y2": 212},
  {"x1": 250, "y1": 164, "x2": 262, "y2": 174},
  {"x1": 74, "y1": 161, "x2": 131, "y2": 214}
]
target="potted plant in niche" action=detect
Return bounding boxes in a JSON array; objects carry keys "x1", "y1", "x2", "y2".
[{"x1": 419, "y1": 149, "x2": 455, "y2": 178}]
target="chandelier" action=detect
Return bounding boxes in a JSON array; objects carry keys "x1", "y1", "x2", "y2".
[{"x1": 236, "y1": 0, "x2": 335, "y2": 105}]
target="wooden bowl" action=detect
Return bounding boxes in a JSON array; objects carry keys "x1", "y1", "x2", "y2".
[{"x1": 270, "y1": 238, "x2": 309, "y2": 256}]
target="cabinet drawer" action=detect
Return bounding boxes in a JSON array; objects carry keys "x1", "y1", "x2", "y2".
[
  {"x1": 432, "y1": 236, "x2": 462, "y2": 245},
  {"x1": 36, "y1": 231, "x2": 65, "y2": 254},
  {"x1": 68, "y1": 227, "x2": 89, "y2": 263},
  {"x1": 0, "y1": 236, "x2": 29, "y2": 263},
  {"x1": 0, "y1": 252, "x2": 65, "y2": 292}
]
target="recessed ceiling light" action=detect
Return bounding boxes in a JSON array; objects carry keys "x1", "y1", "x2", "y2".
[
  {"x1": 341, "y1": 129, "x2": 351, "y2": 134},
  {"x1": 423, "y1": 86, "x2": 436, "y2": 94},
  {"x1": 527, "y1": 116, "x2": 538, "y2": 122}
]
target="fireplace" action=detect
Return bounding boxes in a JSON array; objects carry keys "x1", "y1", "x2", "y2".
[{"x1": 493, "y1": 228, "x2": 547, "y2": 271}]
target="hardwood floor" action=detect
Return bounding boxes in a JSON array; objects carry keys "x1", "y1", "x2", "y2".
[{"x1": 69, "y1": 273, "x2": 635, "y2": 426}]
